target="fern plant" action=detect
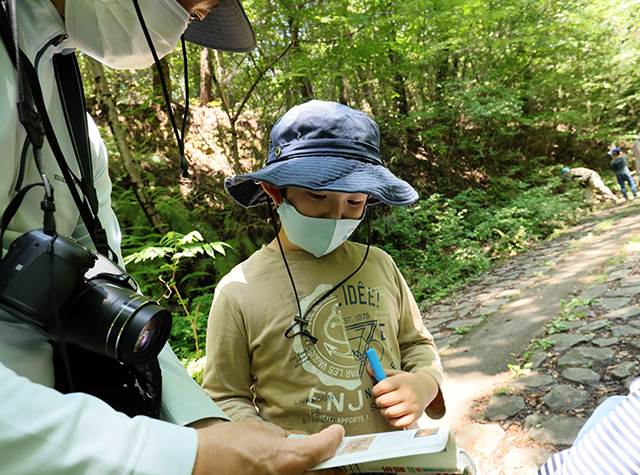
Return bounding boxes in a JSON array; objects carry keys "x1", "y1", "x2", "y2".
[{"x1": 124, "y1": 231, "x2": 230, "y2": 357}]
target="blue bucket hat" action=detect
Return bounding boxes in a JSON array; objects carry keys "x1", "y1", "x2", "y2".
[
  {"x1": 608, "y1": 147, "x2": 621, "y2": 155},
  {"x1": 224, "y1": 100, "x2": 419, "y2": 208}
]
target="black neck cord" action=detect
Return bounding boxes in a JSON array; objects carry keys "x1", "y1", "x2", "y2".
[
  {"x1": 132, "y1": 0, "x2": 191, "y2": 178},
  {"x1": 266, "y1": 199, "x2": 371, "y2": 345}
]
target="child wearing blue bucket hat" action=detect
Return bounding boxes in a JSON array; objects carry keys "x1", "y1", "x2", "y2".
[{"x1": 202, "y1": 100, "x2": 445, "y2": 437}]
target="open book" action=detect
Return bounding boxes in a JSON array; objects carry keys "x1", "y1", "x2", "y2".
[{"x1": 291, "y1": 426, "x2": 476, "y2": 474}]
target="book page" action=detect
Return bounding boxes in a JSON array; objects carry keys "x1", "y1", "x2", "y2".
[{"x1": 292, "y1": 427, "x2": 455, "y2": 470}]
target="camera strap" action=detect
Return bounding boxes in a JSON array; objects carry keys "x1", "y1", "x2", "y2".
[
  {"x1": 0, "y1": 0, "x2": 111, "y2": 258},
  {"x1": 0, "y1": 0, "x2": 55, "y2": 241},
  {"x1": 52, "y1": 53, "x2": 99, "y2": 217},
  {"x1": 52, "y1": 52, "x2": 111, "y2": 257}
]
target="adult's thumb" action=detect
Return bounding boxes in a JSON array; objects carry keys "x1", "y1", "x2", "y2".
[{"x1": 299, "y1": 424, "x2": 345, "y2": 472}]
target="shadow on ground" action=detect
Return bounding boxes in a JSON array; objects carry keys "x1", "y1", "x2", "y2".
[{"x1": 419, "y1": 201, "x2": 640, "y2": 474}]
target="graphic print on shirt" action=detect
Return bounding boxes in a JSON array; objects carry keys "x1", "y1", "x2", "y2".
[{"x1": 291, "y1": 281, "x2": 389, "y2": 391}]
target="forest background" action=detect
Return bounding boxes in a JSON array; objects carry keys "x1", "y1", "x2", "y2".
[{"x1": 78, "y1": 0, "x2": 640, "y2": 368}]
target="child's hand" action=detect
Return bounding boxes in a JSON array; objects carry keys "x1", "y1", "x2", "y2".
[{"x1": 367, "y1": 365, "x2": 440, "y2": 429}]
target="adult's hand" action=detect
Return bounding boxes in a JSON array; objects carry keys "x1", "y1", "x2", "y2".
[{"x1": 193, "y1": 420, "x2": 345, "y2": 475}]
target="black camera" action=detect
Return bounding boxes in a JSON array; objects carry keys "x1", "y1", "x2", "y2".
[{"x1": 0, "y1": 229, "x2": 171, "y2": 365}]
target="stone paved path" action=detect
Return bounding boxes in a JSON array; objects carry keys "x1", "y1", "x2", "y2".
[{"x1": 418, "y1": 201, "x2": 640, "y2": 474}]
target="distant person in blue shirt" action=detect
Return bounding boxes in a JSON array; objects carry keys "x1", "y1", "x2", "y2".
[
  {"x1": 609, "y1": 147, "x2": 637, "y2": 201},
  {"x1": 633, "y1": 134, "x2": 640, "y2": 178}
]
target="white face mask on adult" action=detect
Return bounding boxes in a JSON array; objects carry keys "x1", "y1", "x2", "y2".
[{"x1": 65, "y1": 0, "x2": 189, "y2": 70}]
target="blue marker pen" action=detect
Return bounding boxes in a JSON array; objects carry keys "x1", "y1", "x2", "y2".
[{"x1": 366, "y1": 348, "x2": 387, "y2": 382}]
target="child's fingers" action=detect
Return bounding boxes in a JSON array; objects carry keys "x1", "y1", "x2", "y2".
[
  {"x1": 386, "y1": 413, "x2": 417, "y2": 428},
  {"x1": 380, "y1": 397, "x2": 419, "y2": 416},
  {"x1": 365, "y1": 363, "x2": 376, "y2": 378},
  {"x1": 375, "y1": 387, "x2": 406, "y2": 408},
  {"x1": 366, "y1": 363, "x2": 402, "y2": 381},
  {"x1": 369, "y1": 369, "x2": 406, "y2": 398},
  {"x1": 380, "y1": 403, "x2": 419, "y2": 428}
]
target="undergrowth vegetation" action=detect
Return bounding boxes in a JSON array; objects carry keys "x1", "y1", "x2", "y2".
[{"x1": 356, "y1": 166, "x2": 590, "y2": 303}]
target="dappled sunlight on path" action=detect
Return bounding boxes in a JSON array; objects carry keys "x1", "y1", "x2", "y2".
[{"x1": 420, "y1": 202, "x2": 640, "y2": 474}]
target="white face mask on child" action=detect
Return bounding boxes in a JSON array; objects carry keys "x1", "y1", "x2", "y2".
[
  {"x1": 65, "y1": 0, "x2": 189, "y2": 70},
  {"x1": 277, "y1": 199, "x2": 364, "y2": 258}
]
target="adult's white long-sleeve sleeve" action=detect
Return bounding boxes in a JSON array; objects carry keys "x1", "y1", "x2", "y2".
[
  {"x1": 157, "y1": 342, "x2": 229, "y2": 425},
  {"x1": 0, "y1": 361, "x2": 198, "y2": 475}
]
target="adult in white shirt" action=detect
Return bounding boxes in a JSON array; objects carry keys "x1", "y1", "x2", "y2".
[{"x1": 0, "y1": 0, "x2": 343, "y2": 473}]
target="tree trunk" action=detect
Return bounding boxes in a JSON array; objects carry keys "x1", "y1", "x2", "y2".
[
  {"x1": 199, "y1": 48, "x2": 213, "y2": 105},
  {"x1": 152, "y1": 57, "x2": 172, "y2": 105},
  {"x1": 210, "y1": 55, "x2": 241, "y2": 174},
  {"x1": 85, "y1": 56, "x2": 169, "y2": 235},
  {"x1": 387, "y1": 48, "x2": 410, "y2": 117},
  {"x1": 289, "y1": 14, "x2": 313, "y2": 99},
  {"x1": 389, "y1": 50, "x2": 419, "y2": 154},
  {"x1": 357, "y1": 68, "x2": 380, "y2": 118},
  {"x1": 337, "y1": 76, "x2": 349, "y2": 106},
  {"x1": 229, "y1": 122, "x2": 240, "y2": 175}
]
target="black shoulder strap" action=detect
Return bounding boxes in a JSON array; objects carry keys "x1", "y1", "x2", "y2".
[
  {"x1": 52, "y1": 53, "x2": 99, "y2": 215},
  {"x1": 52, "y1": 52, "x2": 111, "y2": 257}
]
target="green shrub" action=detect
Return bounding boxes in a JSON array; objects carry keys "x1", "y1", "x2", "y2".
[{"x1": 362, "y1": 174, "x2": 586, "y2": 303}]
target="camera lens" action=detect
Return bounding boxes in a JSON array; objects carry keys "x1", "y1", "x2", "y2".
[
  {"x1": 135, "y1": 317, "x2": 160, "y2": 354},
  {"x1": 113, "y1": 295, "x2": 172, "y2": 364},
  {"x1": 61, "y1": 279, "x2": 172, "y2": 365}
]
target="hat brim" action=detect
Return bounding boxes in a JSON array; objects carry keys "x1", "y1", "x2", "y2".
[
  {"x1": 183, "y1": 0, "x2": 256, "y2": 53},
  {"x1": 225, "y1": 156, "x2": 419, "y2": 208}
]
